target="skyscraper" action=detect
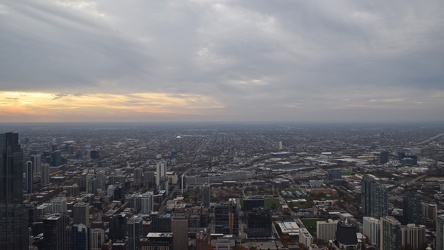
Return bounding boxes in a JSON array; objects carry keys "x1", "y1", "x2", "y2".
[
  {"x1": 31, "y1": 154, "x2": 41, "y2": 174},
  {"x1": 73, "y1": 202, "x2": 90, "y2": 226},
  {"x1": 0, "y1": 132, "x2": 29, "y2": 250},
  {"x1": 380, "y1": 216, "x2": 401, "y2": 250},
  {"x1": 436, "y1": 215, "x2": 444, "y2": 250},
  {"x1": 361, "y1": 174, "x2": 388, "y2": 218},
  {"x1": 127, "y1": 215, "x2": 143, "y2": 250},
  {"x1": 71, "y1": 224, "x2": 91, "y2": 250},
  {"x1": 171, "y1": 215, "x2": 189, "y2": 250},
  {"x1": 41, "y1": 163, "x2": 50, "y2": 186},
  {"x1": 42, "y1": 214, "x2": 70, "y2": 250},
  {"x1": 26, "y1": 160, "x2": 33, "y2": 194},
  {"x1": 403, "y1": 193, "x2": 422, "y2": 224},
  {"x1": 156, "y1": 160, "x2": 166, "y2": 189},
  {"x1": 202, "y1": 183, "x2": 210, "y2": 208}
]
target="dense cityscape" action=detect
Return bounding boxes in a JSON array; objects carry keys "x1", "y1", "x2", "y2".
[{"x1": 1, "y1": 122, "x2": 444, "y2": 250}]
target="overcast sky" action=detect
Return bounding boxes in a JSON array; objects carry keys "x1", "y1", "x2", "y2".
[{"x1": 1, "y1": 0, "x2": 443, "y2": 123}]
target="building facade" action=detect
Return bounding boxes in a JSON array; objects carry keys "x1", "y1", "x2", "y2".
[{"x1": 0, "y1": 132, "x2": 29, "y2": 250}]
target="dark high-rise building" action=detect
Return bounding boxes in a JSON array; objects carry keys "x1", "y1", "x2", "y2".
[
  {"x1": 52, "y1": 150, "x2": 62, "y2": 167},
  {"x1": 379, "y1": 151, "x2": 389, "y2": 164},
  {"x1": 42, "y1": 214, "x2": 70, "y2": 250},
  {"x1": 247, "y1": 208, "x2": 272, "y2": 238},
  {"x1": 109, "y1": 214, "x2": 126, "y2": 242},
  {"x1": 214, "y1": 202, "x2": 239, "y2": 235},
  {"x1": 361, "y1": 174, "x2": 388, "y2": 218},
  {"x1": 127, "y1": 215, "x2": 143, "y2": 250},
  {"x1": 171, "y1": 215, "x2": 189, "y2": 250},
  {"x1": 202, "y1": 183, "x2": 210, "y2": 208},
  {"x1": 90, "y1": 150, "x2": 100, "y2": 159},
  {"x1": 151, "y1": 212, "x2": 172, "y2": 232},
  {"x1": 403, "y1": 193, "x2": 422, "y2": 224},
  {"x1": 327, "y1": 169, "x2": 342, "y2": 180},
  {"x1": 72, "y1": 224, "x2": 91, "y2": 250},
  {"x1": 243, "y1": 196, "x2": 264, "y2": 212},
  {"x1": 26, "y1": 160, "x2": 33, "y2": 194},
  {"x1": 0, "y1": 132, "x2": 29, "y2": 250},
  {"x1": 41, "y1": 163, "x2": 50, "y2": 186},
  {"x1": 334, "y1": 219, "x2": 358, "y2": 249}
]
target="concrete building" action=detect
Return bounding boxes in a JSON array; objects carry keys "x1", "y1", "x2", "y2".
[
  {"x1": 73, "y1": 202, "x2": 90, "y2": 226},
  {"x1": 380, "y1": 216, "x2": 401, "y2": 250},
  {"x1": 363, "y1": 217, "x2": 380, "y2": 247},
  {"x1": 51, "y1": 197, "x2": 67, "y2": 214},
  {"x1": 299, "y1": 228, "x2": 313, "y2": 248},
  {"x1": 171, "y1": 215, "x2": 189, "y2": 250},
  {"x1": 401, "y1": 224, "x2": 425, "y2": 250},
  {"x1": 436, "y1": 215, "x2": 444, "y2": 250},
  {"x1": 91, "y1": 228, "x2": 105, "y2": 250},
  {"x1": 316, "y1": 219, "x2": 337, "y2": 242}
]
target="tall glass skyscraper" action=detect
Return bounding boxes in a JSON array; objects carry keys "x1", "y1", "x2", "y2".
[
  {"x1": 361, "y1": 174, "x2": 388, "y2": 219},
  {"x1": 0, "y1": 132, "x2": 29, "y2": 249}
]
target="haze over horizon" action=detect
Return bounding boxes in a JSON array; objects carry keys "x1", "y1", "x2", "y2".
[{"x1": 1, "y1": 0, "x2": 443, "y2": 123}]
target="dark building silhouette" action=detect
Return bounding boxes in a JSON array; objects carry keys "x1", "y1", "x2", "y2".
[
  {"x1": 41, "y1": 214, "x2": 70, "y2": 250},
  {"x1": 90, "y1": 150, "x2": 100, "y2": 159},
  {"x1": 334, "y1": 219, "x2": 358, "y2": 249},
  {"x1": 327, "y1": 169, "x2": 342, "y2": 180},
  {"x1": 26, "y1": 160, "x2": 33, "y2": 194},
  {"x1": 361, "y1": 174, "x2": 387, "y2": 218},
  {"x1": 202, "y1": 183, "x2": 210, "y2": 208},
  {"x1": 214, "y1": 202, "x2": 239, "y2": 235},
  {"x1": 403, "y1": 193, "x2": 422, "y2": 225},
  {"x1": 243, "y1": 196, "x2": 264, "y2": 212},
  {"x1": 0, "y1": 132, "x2": 29, "y2": 250},
  {"x1": 52, "y1": 150, "x2": 62, "y2": 166},
  {"x1": 71, "y1": 224, "x2": 91, "y2": 250},
  {"x1": 151, "y1": 212, "x2": 172, "y2": 232},
  {"x1": 380, "y1": 151, "x2": 389, "y2": 164},
  {"x1": 127, "y1": 215, "x2": 143, "y2": 250},
  {"x1": 247, "y1": 208, "x2": 272, "y2": 238},
  {"x1": 109, "y1": 214, "x2": 126, "y2": 242}
]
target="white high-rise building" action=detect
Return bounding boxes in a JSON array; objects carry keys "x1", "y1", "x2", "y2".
[
  {"x1": 363, "y1": 217, "x2": 380, "y2": 247},
  {"x1": 316, "y1": 219, "x2": 337, "y2": 242},
  {"x1": 141, "y1": 192, "x2": 154, "y2": 214},
  {"x1": 299, "y1": 228, "x2": 313, "y2": 247}
]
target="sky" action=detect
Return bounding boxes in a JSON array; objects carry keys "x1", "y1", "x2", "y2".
[{"x1": 1, "y1": 0, "x2": 443, "y2": 123}]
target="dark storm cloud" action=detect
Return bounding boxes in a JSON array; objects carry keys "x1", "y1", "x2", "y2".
[{"x1": 0, "y1": 0, "x2": 443, "y2": 122}]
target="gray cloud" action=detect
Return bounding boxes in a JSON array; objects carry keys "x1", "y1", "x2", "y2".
[{"x1": 0, "y1": 0, "x2": 443, "y2": 122}]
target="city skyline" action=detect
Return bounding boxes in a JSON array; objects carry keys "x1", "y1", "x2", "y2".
[{"x1": 1, "y1": 0, "x2": 444, "y2": 123}]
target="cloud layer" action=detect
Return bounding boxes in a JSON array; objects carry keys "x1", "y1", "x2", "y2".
[{"x1": 1, "y1": 0, "x2": 443, "y2": 122}]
